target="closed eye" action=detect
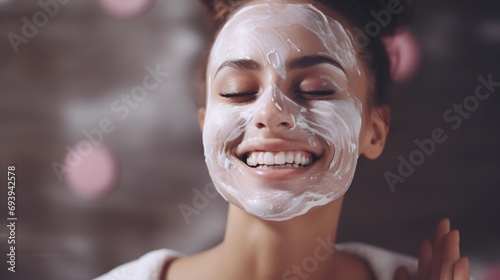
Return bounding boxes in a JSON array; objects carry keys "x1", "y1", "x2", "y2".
[
  {"x1": 296, "y1": 90, "x2": 336, "y2": 100},
  {"x1": 218, "y1": 92, "x2": 258, "y2": 98},
  {"x1": 218, "y1": 92, "x2": 258, "y2": 103},
  {"x1": 296, "y1": 90, "x2": 336, "y2": 95}
]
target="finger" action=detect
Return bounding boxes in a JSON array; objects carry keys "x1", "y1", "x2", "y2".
[
  {"x1": 453, "y1": 257, "x2": 470, "y2": 280},
  {"x1": 394, "y1": 266, "x2": 411, "y2": 280},
  {"x1": 440, "y1": 230, "x2": 460, "y2": 280},
  {"x1": 431, "y1": 218, "x2": 451, "y2": 280},
  {"x1": 418, "y1": 239, "x2": 433, "y2": 280}
]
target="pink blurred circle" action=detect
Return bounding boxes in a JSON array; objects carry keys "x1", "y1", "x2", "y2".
[
  {"x1": 382, "y1": 29, "x2": 421, "y2": 83},
  {"x1": 63, "y1": 143, "x2": 118, "y2": 200},
  {"x1": 99, "y1": 0, "x2": 154, "y2": 19},
  {"x1": 482, "y1": 264, "x2": 500, "y2": 280}
]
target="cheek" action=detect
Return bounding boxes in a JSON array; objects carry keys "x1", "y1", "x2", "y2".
[
  {"x1": 300, "y1": 97, "x2": 362, "y2": 147},
  {"x1": 203, "y1": 102, "x2": 252, "y2": 150}
]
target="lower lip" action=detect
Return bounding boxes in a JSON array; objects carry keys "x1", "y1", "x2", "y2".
[{"x1": 237, "y1": 158, "x2": 316, "y2": 180}]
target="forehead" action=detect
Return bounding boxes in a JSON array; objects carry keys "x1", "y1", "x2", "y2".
[{"x1": 208, "y1": 3, "x2": 358, "y2": 75}]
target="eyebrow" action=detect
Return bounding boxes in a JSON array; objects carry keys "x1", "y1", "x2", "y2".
[
  {"x1": 288, "y1": 55, "x2": 346, "y2": 74},
  {"x1": 214, "y1": 59, "x2": 260, "y2": 78},
  {"x1": 214, "y1": 55, "x2": 345, "y2": 78}
]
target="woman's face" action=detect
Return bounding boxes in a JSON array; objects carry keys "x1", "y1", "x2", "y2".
[{"x1": 202, "y1": 1, "x2": 375, "y2": 221}]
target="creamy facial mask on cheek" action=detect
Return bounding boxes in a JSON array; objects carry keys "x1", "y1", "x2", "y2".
[{"x1": 202, "y1": 3, "x2": 363, "y2": 221}]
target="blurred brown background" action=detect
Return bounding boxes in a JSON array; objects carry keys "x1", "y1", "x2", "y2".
[{"x1": 0, "y1": 0, "x2": 499, "y2": 279}]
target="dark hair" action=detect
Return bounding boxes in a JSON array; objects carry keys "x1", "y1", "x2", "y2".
[{"x1": 195, "y1": 0, "x2": 416, "y2": 110}]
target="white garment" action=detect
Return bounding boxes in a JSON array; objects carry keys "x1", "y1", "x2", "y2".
[{"x1": 94, "y1": 243, "x2": 418, "y2": 280}]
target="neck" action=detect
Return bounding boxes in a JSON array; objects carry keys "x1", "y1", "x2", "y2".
[{"x1": 215, "y1": 198, "x2": 344, "y2": 280}]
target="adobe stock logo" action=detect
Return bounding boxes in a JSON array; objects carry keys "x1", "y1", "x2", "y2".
[
  {"x1": 282, "y1": 235, "x2": 335, "y2": 280},
  {"x1": 178, "y1": 182, "x2": 219, "y2": 225},
  {"x1": 354, "y1": 0, "x2": 404, "y2": 48},
  {"x1": 385, "y1": 74, "x2": 499, "y2": 192},
  {"x1": 51, "y1": 64, "x2": 169, "y2": 182},
  {"x1": 7, "y1": 0, "x2": 72, "y2": 54}
]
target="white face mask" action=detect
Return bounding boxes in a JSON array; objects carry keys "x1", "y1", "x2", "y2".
[{"x1": 203, "y1": 3, "x2": 363, "y2": 221}]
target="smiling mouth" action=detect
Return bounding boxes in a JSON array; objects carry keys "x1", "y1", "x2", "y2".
[{"x1": 241, "y1": 151, "x2": 316, "y2": 169}]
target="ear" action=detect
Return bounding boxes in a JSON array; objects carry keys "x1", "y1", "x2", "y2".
[
  {"x1": 197, "y1": 107, "x2": 206, "y2": 132},
  {"x1": 362, "y1": 105, "x2": 390, "y2": 159}
]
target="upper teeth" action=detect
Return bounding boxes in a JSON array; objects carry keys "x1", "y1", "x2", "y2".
[{"x1": 245, "y1": 151, "x2": 313, "y2": 167}]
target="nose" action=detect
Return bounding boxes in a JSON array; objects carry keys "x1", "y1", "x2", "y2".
[{"x1": 252, "y1": 86, "x2": 295, "y2": 132}]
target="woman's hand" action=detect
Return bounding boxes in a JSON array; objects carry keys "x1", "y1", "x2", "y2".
[{"x1": 393, "y1": 218, "x2": 470, "y2": 280}]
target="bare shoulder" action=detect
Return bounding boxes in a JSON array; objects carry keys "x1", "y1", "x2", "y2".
[{"x1": 333, "y1": 251, "x2": 374, "y2": 280}]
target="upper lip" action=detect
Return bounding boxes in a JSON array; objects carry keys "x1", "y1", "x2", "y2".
[{"x1": 235, "y1": 139, "x2": 323, "y2": 160}]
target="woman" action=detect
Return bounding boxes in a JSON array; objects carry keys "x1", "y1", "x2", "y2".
[{"x1": 95, "y1": 0, "x2": 470, "y2": 279}]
